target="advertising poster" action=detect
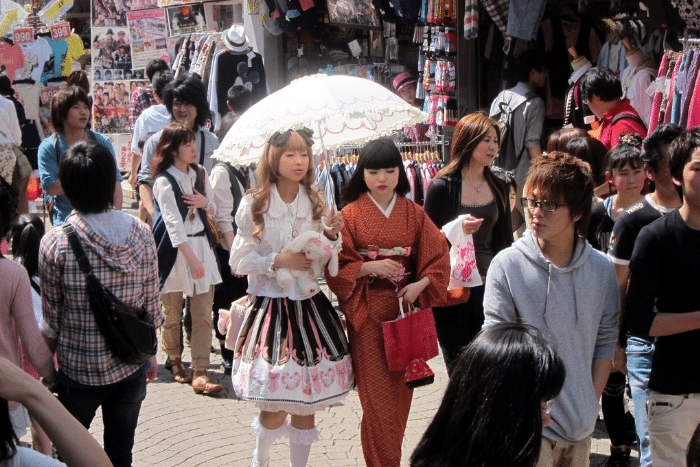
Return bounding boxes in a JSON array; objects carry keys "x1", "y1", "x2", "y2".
[
  {"x1": 108, "y1": 133, "x2": 133, "y2": 171},
  {"x1": 92, "y1": 26, "x2": 133, "y2": 80},
  {"x1": 93, "y1": 0, "x2": 157, "y2": 27},
  {"x1": 166, "y1": 3, "x2": 206, "y2": 36},
  {"x1": 126, "y1": 8, "x2": 168, "y2": 72},
  {"x1": 92, "y1": 80, "x2": 131, "y2": 134}
]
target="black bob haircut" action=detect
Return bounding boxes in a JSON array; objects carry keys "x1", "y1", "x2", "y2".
[
  {"x1": 669, "y1": 127, "x2": 700, "y2": 201},
  {"x1": 642, "y1": 123, "x2": 683, "y2": 172},
  {"x1": 146, "y1": 58, "x2": 170, "y2": 82},
  {"x1": 59, "y1": 140, "x2": 117, "y2": 214},
  {"x1": 580, "y1": 67, "x2": 623, "y2": 103},
  {"x1": 162, "y1": 73, "x2": 210, "y2": 131},
  {"x1": 341, "y1": 137, "x2": 410, "y2": 204}
]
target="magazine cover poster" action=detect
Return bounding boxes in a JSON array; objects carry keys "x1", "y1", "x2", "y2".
[
  {"x1": 93, "y1": 0, "x2": 158, "y2": 27},
  {"x1": 127, "y1": 8, "x2": 169, "y2": 70},
  {"x1": 92, "y1": 27, "x2": 132, "y2": 80},
  {"x1": 166, "y1": 3, "x2": 206, "y2": 35},
  {"x1": 92, "y1": 80, "x2": 131, "y2": 134}
]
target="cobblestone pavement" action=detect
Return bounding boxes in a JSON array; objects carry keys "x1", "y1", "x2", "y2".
[{"x1": 51, "y1": 190, "x2": 642, "y2": 466}]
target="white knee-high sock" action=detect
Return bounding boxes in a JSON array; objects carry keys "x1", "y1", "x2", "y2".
[
  {"x1": 251, "y1": 416, "x2": 289, "y2": 467},
  {"x1": 288, "y1": 426, "x2": 320, "y2": 467}
]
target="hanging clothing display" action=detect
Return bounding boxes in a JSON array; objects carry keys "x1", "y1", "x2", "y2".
[
  {"x1": 648, "y1": 46, "x2": 700, "y2": 131},
  {"x1": 620, "y1": 52, "x2": 657, "y2": 126}
]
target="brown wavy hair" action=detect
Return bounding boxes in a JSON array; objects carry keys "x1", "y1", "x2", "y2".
[
  {"x1": 433, "y1": 111, "x2": 507, "y2": 211},
  {"x1": 250, "y1": 130, "x2": 325, "y2": 242},
  {"x1": 151, "y1": 122, "x2": 196, "y2": 177}
]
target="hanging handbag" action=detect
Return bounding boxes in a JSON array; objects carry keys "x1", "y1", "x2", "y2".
[
  {"x1": 62, "y1": 223, "x2": 158, "y2": 365},
  {"x1": 382, "y1": 297, "x2": 439, "y2": 389},
  {"x1": 226, "y1": 277, "x2": 268, "y2": 350}
]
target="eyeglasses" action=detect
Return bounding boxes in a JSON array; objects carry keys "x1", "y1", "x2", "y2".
[{"x1": 521, "y1": 197, "x2": 567, "y2": 212}]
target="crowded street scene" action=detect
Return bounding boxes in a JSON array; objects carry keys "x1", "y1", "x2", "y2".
[{"x1": 0, "y1": 0, "x2": 699, "y2": 466}]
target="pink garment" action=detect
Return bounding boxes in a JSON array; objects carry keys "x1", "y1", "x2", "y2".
[
  {"x1": 686, "y1": 63, "x2": 700, "y2": 129},
  {"x1": 0, "y1": 259, "x2": 54, "y2": 410},
  {"x1": 648, "y1": 53, "x2": 670, "y2": 133},
  {"x1": 663, "y1": 56, "x2": 683, "y2": 124}
]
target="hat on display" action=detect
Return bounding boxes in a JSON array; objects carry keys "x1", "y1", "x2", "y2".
[
  {"x1": 393, "y1": 72, "x2": 417, "y2": 92},
  {"x1": 223, "y1": 24, "x2": 251, "y2": 53},
  {"x1": 106, "y1": 28, "x2": 114, "y2": 35}
]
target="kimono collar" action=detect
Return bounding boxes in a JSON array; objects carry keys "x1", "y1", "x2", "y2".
[{"x1": 268, "y1": 183, "x2": 312, "y2": 219}]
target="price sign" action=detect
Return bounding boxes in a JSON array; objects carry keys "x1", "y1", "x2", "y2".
[
  {"x1": 50, "y1": 22, "x2": 70, "y2": 41},
  {"x1": 39, "y1": 0, "x2": 73, "y2": 22},
  {"x1": 0, "y1": 9, "x2": 18, "y2": 36},
  {"x1": 13, "y1": 28, "x2": 34, "y2": 44},
  {"x1": 40, "y1": 85, "x2": 60, "y2": 105}
]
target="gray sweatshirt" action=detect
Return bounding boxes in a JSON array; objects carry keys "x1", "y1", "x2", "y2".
[{"x1": 483, "y1": 230, "x2": 618, "y2": 445}]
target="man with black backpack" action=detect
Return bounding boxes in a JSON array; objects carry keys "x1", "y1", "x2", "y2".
[
  {"x1": 580, "y1": 67, "x2": 648, "y2": 150},
  {"x1": 490, "y1": 50, "x2": 547, "y2": 219}
]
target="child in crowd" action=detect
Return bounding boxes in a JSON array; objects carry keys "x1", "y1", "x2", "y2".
[
  {"x1": 151, "y1": 122, "x2": 223, "y2": 394},
  {"x1": 326, "y1": 137, "x2": 449, "y2": 467},
  {"x1": 229, "y1": 128, "x2": 352, "y2": 467}
]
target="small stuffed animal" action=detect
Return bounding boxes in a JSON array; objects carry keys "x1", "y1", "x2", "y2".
[{"x1": 276, "y1": 231, "x2": 339, "y2": 295}]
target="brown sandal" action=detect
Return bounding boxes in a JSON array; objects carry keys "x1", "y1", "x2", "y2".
[
  {"x1": 192, "y1": 371, "x2": 223, "y2": 394},
  {"x1": 171, "y1": 357, "x2": 192, "y2": 384}
]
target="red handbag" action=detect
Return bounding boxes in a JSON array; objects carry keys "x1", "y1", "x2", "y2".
[{"x1": 382, "y1": 298, "x2": 439, "y2": 388}]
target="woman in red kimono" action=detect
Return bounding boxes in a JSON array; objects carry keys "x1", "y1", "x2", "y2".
[{"x1": 326, "y1": 137, "x2": 450, "y2": 467}]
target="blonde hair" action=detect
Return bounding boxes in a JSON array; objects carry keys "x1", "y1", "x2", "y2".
[{"x1": 250, "y1": 130, "x2": 326, "y2": 241}]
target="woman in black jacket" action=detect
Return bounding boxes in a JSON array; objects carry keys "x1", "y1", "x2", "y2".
[{"x1": 424, "y1": 111, "x2": 512, "y2": 375}]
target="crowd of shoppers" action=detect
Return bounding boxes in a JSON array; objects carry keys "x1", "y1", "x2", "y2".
[{"x1": 2, "y1": 53, "x2": 698, "y2": 467}]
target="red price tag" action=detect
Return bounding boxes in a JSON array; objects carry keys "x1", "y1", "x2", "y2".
[
  {"x1": 50, "y1": 22, "x2": 71, "y2": 41},
  {"x1": 13, "y1": 28, "x2": 34, "y2": 45},
  {"x1": 40, "y1": 85, "x2": 60, "y2": 105}
]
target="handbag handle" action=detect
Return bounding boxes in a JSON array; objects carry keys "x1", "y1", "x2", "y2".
[{"x1": 397, "y1": 296, "x2": 416, "y2": 319}]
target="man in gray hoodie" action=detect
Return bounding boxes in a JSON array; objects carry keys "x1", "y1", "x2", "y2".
[{"x1": 483, "y1": 152, "x2": 618, "y2": 467}]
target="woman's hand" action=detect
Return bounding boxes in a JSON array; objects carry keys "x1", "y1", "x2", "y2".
[
  {"x1": 188, "y1": 257, "x2": 205, "y2": 280},
  {"x1": 612, "y1": 344, "x2": 628, "y2": 374},
  {"x1": 360, "y1": 259, "x2": 403, "y2": 279},
  {"x1": 324, "y1": 209, "x2": 344, "y2": 239},
  {"x1": 182, "y1": 189, "x2": 209, "y2": 209},
  {"x1": 146, "y1": 356, "x2": 158, "y2": 383},
  {"x1": 397, "y1": 277, "x2": 430, "y2": 304},
  {"x1": 462, "y1": 215, "x2": 484, "y2": 236},
  {"x1": 274, "y1": 252, "x2": 312, "y2": 272}
]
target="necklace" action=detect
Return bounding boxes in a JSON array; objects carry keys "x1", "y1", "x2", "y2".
[
  {"x1": 287, "y1": 195, "x2": 300, "y2": 238},
  {"x1": 463, "y1": 176, "x2": 486, "y2": 193}
]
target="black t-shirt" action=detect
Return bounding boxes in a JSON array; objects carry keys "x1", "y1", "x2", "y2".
[
  {"x1": 610, "y1": 196, "x2": 674, "y2": 345},
  {"x1": 626, "y1": 209, "x2": 700, "y2": 394},
  {"x1": 609, "y1": 196, "x2": 670, "y2": 264}
]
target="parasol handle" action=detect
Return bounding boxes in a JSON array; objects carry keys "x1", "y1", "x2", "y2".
[{"x1": 317, "y1": 120, "x2": 336, "y2": 232}]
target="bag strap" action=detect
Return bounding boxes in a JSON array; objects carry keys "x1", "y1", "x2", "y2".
[
  {"x1": 62, "y1": 223, "x2": 94, "y2": 277},
  {"x1": 29, "y1": 277, "x2": 40, "y2": 295},
  {"x1": 199, "y1": 130, "x2": 205, "y2": 166},
  {"x1": 611, "y1": 112, "x2": 647, "y2": 130}
]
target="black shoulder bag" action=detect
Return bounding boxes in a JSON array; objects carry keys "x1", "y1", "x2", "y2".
[{"x1": 62, "y1": 223, "x2": 157, "y2": 365}]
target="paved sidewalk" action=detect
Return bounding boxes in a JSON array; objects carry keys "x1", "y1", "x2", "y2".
[{"x1": 77, "y1": 191, "x2": 641, "y2": 466}]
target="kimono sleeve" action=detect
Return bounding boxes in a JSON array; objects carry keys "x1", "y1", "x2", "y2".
[{"x1": 413, "y1": 207, "x2": 450, "y2": 310}]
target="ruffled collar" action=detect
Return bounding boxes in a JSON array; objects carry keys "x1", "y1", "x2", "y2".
[{"x1": 267, "y1": 183, "x2": 312, "y2": 218}]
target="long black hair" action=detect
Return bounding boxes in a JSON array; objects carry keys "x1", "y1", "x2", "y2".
[
  {"x1": 341, "y1": 137, "x2": 410, "y2": 204},
  {"x1": 410, "y1": 323, "x2": 565, "y2": 467}
]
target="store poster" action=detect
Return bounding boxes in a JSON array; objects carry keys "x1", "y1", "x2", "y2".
[
  {"x1": 108, "y1": 133, "x2": 133, "y2": 171},
  {"x1": 126, "y1": 8, "x2": 168, "y2": 74},
  {"x1": 92, "y1": 80, "x2": 130, "y2": 134},
  {"x1": 92, "y1": 27, "x2": 133, "y2": 80},
  {"x1": 93, "y1": 0, "x2": 157, "y2": 27},
  {"x1": 166, "y1": 3, "x2": 205, "y2": 36}
]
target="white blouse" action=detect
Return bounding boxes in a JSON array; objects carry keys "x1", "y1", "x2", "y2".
[
  {"x1": 229, "y1": 184, "x2": 341, "y2": 301},
  {"x1": 154, "y1": 165, "x2": 222, "y2": 296}
]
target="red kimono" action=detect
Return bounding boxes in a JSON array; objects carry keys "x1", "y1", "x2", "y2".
[{"x1": 326, "y1": 194, "x2": 449, "y2": 467}]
